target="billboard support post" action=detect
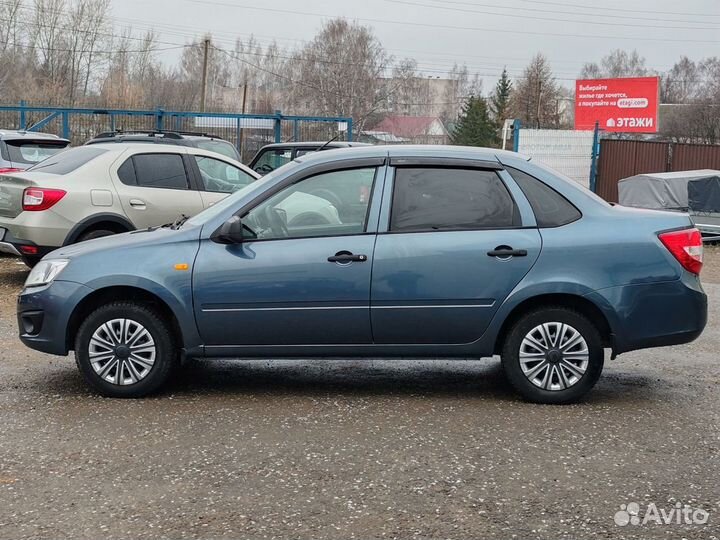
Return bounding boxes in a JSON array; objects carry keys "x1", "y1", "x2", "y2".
[{"x1": 589, "y1": 121, "x2": 601, "y2": 193}]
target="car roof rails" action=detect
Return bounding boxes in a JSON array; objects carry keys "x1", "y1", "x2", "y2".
[{"x1": 93, "y1": 129, "x2": 218, "y2": 139}]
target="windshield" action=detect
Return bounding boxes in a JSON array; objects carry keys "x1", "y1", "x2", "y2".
[
  {"x1": 185, "y1": 161, "x2": 300, "y2": 227},
  {"x1": 252, "y1": 148, "x2": 292, "y2": 174},
  {"x1": 5, "y1": 140, "x2": 69, "y2": 165},
  {"x1": 194, "y1": 139, "x2": 240, "y2": 161}
]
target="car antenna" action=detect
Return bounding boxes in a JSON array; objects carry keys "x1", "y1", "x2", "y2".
[{"x1": 316, "y1": 132, "x2": 342, "y2": 152}]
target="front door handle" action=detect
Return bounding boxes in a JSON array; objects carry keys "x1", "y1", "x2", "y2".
[
  {"x1": 328, "y1": 251, "x2": 368, "y2": 264},
  {"x1": 487, "y1": 246, "x2": 528, "y2": 258}
]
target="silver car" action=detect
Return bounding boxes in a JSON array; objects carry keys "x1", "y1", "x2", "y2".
[
  {"x1": 0, "y1": 130, "x2": 70, "y2": 173},
  {"x1": 0, "y1": 143, "x2": 258, "y2": 266}
]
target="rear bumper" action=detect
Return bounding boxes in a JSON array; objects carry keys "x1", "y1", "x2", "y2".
[
  {"x1": 586, "y1": 274, "x2": 707, "y2": 355},
  {"x1": 17, "y1": 280, "x2": 94, "y2": 355},
  {"x1": 0, "y1": 227, "x2": 56, "y2": 259},
  {"x1": 0, "y1": 241, "x2": 20, "y2": 256}
]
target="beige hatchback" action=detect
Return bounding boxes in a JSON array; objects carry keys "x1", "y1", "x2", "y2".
[{"x1": 0, "y1": 143, "x2": 259, "y2": 266}]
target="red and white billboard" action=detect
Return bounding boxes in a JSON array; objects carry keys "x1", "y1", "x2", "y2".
[{"x1": 575, "y1": 76, "x2": 659, "y2": 133}]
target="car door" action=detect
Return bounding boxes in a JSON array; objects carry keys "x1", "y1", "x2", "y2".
[
  {"x1": 192, "y1": 160, "x2": 386, "y2": 351},
  {"x1": 111, "y1": 151, "x2": 205, "y2": 228},
  {"x1": 191, "y1": 153, "x2": 259, "y2": 208},
  {"x1": 370, "y1": 161, "x2": 542, "y2": 344}
]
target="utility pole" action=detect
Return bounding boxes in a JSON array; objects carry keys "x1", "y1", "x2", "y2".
[
  {"x1": 238, "y1": 83, "x2": 248, "y2": 158},
  {"x1": 200, "y1": 38, "x2": 211, "y2": 112}
]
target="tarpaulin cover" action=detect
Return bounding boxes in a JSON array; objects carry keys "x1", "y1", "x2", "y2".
[
  {"x1": 688, "y1": 175, "x2": 720, "y2": 213},
  {"x1": 618, "y1": 170, "x2": 720, "y2": 211}
]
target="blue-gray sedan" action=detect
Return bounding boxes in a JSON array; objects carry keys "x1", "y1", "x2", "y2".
[{"x1": 17, "y1": 145, "x2": 707, "y2": 403}]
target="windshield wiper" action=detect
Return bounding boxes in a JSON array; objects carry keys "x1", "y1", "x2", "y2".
[{"x1": 163, "y1": 214, "x2": 190, "y2": 230}]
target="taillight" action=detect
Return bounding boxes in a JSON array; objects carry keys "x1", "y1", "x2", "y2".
[
  {"x1": 658, "y1": 228, "x2": 703, "y2": 275},
  {"x1": 0, "y1": 167, "x2": 23, "y2": 174},
  {"x1": 22, "y1": 188, "x2": 66, "y2": 211}
]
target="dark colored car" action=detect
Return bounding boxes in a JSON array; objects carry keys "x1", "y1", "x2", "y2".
[
  {"x1": 248, "y1": 141, "x2": 369, "y2": 175},
  {"x1": 86, "y1": 130, "x2": 241, "y2": 162},
  {"x1": 17, "y1": 145, "x2": 707, "y2": 403},
  {"x1": 0, "y1": 130, "x2": 70, "y2": 173}
]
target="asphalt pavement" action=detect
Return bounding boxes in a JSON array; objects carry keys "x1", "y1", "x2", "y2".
[{"x1": 0, "y1": 255, "x2": 718, "y2": 539}]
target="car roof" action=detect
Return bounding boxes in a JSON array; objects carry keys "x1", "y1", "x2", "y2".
[
  {"x1": 259, "y1": 141, "x2": 369, "y2": 150},
  {"x1": 293, "y1": 144, "x2": 530, "y2": 165},
  {"x1": 86, "y1": 142, "x2": 253, "y2": 169},
  {"x1": 0, "y1": 130, "x2": 69, "y2": 142}
]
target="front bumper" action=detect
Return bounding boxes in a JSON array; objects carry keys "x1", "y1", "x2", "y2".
[
  {"x1": 586, "y1": 274, "x2": 707, "y2": 355},
  {"x1": 17, "y1": 279, "x2": 94, "y2": 355}
]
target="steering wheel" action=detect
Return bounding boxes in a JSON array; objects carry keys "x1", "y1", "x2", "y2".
[
  {"x1": 255, "y1": 164, "x2": 274, "y2": 174},
  {"x1": 263, "y1": 206, "x2": 289, "y2": 238}
]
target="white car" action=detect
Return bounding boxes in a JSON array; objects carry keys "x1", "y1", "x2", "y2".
[{"x1": 0, "y1": 143, "x2": 259, "y2": 266}]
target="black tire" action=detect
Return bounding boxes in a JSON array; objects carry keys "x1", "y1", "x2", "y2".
[
  {"x1": 74, "y1": 301, "x2": 178, "y2": 398},
  {"x1": 21, "y1": 255, "x2": 40, "y2": 268},
  {"x1": 501, "y1": 307, "x2": 604, "y2": 404},
  {"x1": 77, "y1": 229, "x2": 116, "y2": 242}
]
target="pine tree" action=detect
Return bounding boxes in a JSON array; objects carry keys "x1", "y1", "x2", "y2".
[
  {"x1": 490, "y1": 67, "x2": 513, "y2": 128},
  {"x1": 450, "y1": 96, "x2": 497, "y2": 147}
]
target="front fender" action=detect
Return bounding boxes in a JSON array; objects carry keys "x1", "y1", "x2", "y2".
[{"x1": 81, "y1": 273, "x2": 202, "y2": 351}]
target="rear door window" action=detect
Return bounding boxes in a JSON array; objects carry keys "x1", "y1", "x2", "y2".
[
  {"x1": 390, "y1": 167, "x2": 519, "y2": 232},
  {"x1": 132, "y1": 153, "x2": 190, "y2": 190},
  {"x1": 27, "y1": 146, "x2": 106, "y2": 174}
]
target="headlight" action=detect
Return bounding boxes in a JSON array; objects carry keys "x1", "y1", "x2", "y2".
[{"x1": 24, "y1": 259, "x2": 69, "y2": 288}]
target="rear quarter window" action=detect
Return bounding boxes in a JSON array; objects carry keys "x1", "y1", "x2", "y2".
[
  {"x1": 26, "y1": 146, "x2": 107, "y2": 174},
  {"x1": 506, "y1": 167, "x2": 581, "y2": 228}
]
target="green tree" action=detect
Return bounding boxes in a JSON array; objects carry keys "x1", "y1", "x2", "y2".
[
  {"x1": 451, "y1": 96, "x2": 497, "y2": 147},
  {"x1": 490, "y1": 67, "x2": 513, "y2": 128}
]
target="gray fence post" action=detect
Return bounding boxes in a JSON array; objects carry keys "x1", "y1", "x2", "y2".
[
  {"x1": 274, "y1": 110, "x2": 282, "y2": 143},
  {"x1": 512, "y1": 119, "x2": 521, "y2": 152},
  {"x1": 19, "y1": 100, "x2": 26, "y2": 130},
  {"x1": 156, "y1": 108, "x2": 165, "y2": 131},
  {"x1": 347, "y1": 118, "x2": 354, "y2": 142},
  {"x1": 61, "y1": 111, "x2": 70, "y2": 139}
]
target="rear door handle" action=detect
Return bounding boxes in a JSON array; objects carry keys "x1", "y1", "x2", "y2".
[
  {"x1": 129, "y1": 199, "x2": 146, "y2": 208},
  {"x1": 487, "y1": 247, "x2": 528, "y2": 258},
  {"x1": 328, "y1": 251, "x2": 368, "y2": 264}
]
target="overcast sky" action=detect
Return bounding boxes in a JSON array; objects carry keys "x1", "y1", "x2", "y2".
[{"x1": 110, "y1": 0, "x2": 720, "y2": 89}]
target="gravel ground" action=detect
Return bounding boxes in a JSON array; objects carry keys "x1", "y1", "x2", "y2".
[{"x1": 0, "y1": 253, "x2": 719, "y2": 539}]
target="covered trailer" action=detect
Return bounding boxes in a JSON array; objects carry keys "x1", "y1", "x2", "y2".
[{"x1": 618, "y1": 170, "x2": 720, "y2": 241}]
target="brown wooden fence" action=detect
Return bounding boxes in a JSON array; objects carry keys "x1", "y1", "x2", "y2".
[{"x1": 596, "y1": 139, "x2": 720, "y2": 202}]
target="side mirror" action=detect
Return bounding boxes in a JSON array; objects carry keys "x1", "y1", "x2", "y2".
[{"x1": 212, "y1": 215, "x2": 245, "y2": 244}]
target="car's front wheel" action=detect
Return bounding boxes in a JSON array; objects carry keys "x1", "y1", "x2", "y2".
[
  {"x1": 74, "y1": 302, "x2": 178, "y2": 398},
  {"x1": 501, "y1": 307, "x2": 604, "y2": 404}
]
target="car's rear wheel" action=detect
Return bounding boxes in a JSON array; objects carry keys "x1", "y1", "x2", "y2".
[
  {"x1": 501, "y1": 307, "x2": 604, "y2": 404},
  {"x1": 77, "y1": 229, "x2": 116, "y2": 242},
  {"x1": 21, "y1": 255, "x2": 40, "y2": 268},
  {"x1": 74, "y1": 302, "x2": 178, "y2": 398}
]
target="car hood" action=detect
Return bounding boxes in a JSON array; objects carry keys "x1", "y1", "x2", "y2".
[{"x1": 48, "y1": 224, "x2": 202, "y2": 260}]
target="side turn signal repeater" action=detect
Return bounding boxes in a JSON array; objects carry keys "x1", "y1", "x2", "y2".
[{"x1": 174, "y1": 263, "x2": 189, "y2": 271}]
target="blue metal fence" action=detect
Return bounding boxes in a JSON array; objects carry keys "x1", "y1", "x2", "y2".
[{"x1": 0, "y1": 102, "x2": 353, "y2": 162}]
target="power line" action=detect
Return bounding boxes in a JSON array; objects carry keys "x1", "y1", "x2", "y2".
[
  {"x1": 421, "y1": 0, "x2": 720, "y2": 22},
  {"x1": 178, "y1": 0, "x2": 720, "y2": 43},
  {"x1": 385, "y1": 0, "x2": 720, "y2": 30}
]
